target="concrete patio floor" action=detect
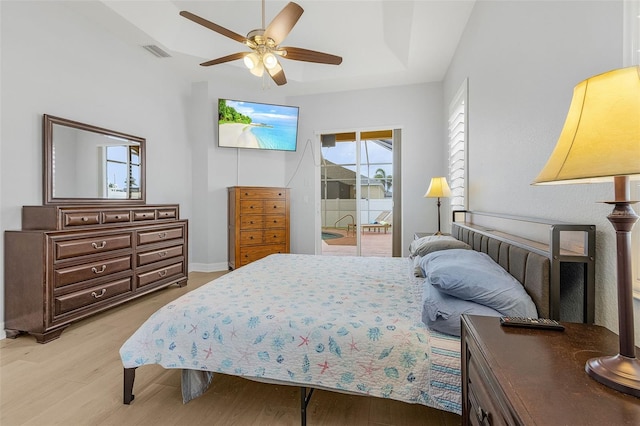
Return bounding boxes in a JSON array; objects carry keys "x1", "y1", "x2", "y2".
[{"x1": 321, "y1": 227, "x2": 393, "y2": 257}]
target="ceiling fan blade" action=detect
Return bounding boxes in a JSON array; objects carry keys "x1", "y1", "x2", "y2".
[
  {"x1": 280, "y1": 47, "x2": 342, "y2": 65},
  {"x1": 267, "y1": 62, "x2": 287, "y2": 86},
  {"x1": 200, "y1": 52, "x2": 247, "y2": 67},
  {"x1": 180, "y1": 11, "x2": 247, "y2": 44},
  {"x1": 264, "y1": 2, "x2": 304, "y2": 45}
]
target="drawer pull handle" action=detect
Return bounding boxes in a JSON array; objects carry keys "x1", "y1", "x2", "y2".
[
  {"x1": 158, "y1": 232, "x2": 167, "y2": 239},
  {"x1": 82, "y1": 217, "x2": 89, "y2": 222},
  {"x1": 476, "y1": 406, "x2": 489, "y2": 423},
  {"x1": 91, "y1": 289, "x2": 107, "y2": 298},
  {"x1": 250, "y1": 205, "x2": 254, "y2": 209},
  {"x1": 273, "y1": 205, "x2": 277, "y2": 209},
  {"x1": 249, "y1": 236, "x2": 254, "y2": 240},
  {"x1": 250, "y1": 221, "x2": 254, "y2": 224},
  {"x1": 273, "y1": 220, "x2": 277, "y2": 223},
  {"x1": 158, "y1": 251, "x2": 168, "y2": 257},
  {"x1": 91, "y1": 265, "x2": 107, "y2": 274},
  {"x1": 92, "y1": 241, "x2": 107, "y2": 249},
  {"x1": 158, "y1": 270, "x2": 168, "y2": 278},
  {"x1": 115, "y1": 215, "x2": 120, "y2": 219}
]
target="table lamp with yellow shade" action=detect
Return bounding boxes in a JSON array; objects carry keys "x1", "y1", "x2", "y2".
[
  {"x1": 424, "y1": 177, "x2": 451, "y2": 235},
  {"x1": 533, "y1": 65, "x2": 640, "y2": 396}
]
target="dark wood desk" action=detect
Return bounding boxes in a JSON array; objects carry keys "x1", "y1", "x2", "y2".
[{"x1": 461, "y1": 315, "x2": 640, "y2": 425}]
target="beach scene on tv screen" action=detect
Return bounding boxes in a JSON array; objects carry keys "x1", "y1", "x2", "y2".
[{"x1": 218, "y1": 99, "x2": 298, "y2": 151}]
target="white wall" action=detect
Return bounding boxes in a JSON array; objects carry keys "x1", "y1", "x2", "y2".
[
  {"x1": 443, "y1": 0, "x2": 638, "y2": 338},
  {"x1": 186, "y1": 81, "x2": 290, "y2": 271}
]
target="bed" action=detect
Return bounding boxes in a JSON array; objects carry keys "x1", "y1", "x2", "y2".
[{"x1": 120, "y1": 216, "x2": 590, "y2": 423}]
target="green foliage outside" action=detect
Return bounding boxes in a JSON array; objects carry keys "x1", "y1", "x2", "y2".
[
  {"x1": 218, "y1": 99, "x2": 252, "y2": 124},
  {"x1": 374, "y1": 168, "x2": 392, "y2": 191}
]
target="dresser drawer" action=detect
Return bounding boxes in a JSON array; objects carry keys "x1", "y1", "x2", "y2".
[
  {"x1": 54, "y1": 277, "x2": 132, "y2": 316},
  {"x1": 264, "y1": 229, "x2": 287, "y2": 243},
  {"x1": 137, "y1": 226, "x2": 184, "y2": 246},
  {"x1": 157, "y1": 208, "x2": 177, "y2": 220},
  {"x1": 240, "y1": 230, "x2": 263, "y2": 245},
  {"x1": 133, "y1": 210, "x2": 156, "y2": 221},
  {"x1": 264, "y1": 214, "x2": 286, "y2": 228},
  {"x1": 54, "y1": 234, "x2": 132, "y2": 260},
  {"x1": 239, "y1": 188, "x2": 287, "y2": 200},
  {"x1": 240, "y1": 200, "x2": 265, "y2": 214},
  {"x1": 240, "y1": 215, "x2": 263, "y2": 229},
  {"x1": 54, "y1": 255, "x2": 132, "y2": 288},
  {"x1": 467, "y1": 355, "x2": 507, "y2": 426},
  {"x1": 239, "y1": 244, "x2": 286, "y2": 265},
  {"x1": 63, "y1": 212, "x2": 100, "y2": 227},
  {"x1": 136, "y1": 262, "x2": 184, "y2": 288},
  {"x1": 137, "y1": 245, "x2": 183, "y2": 266},
  {"x1": 265, "y1": 200, "x2": 286, "y2": 214},
  {"x1": 102, "y1": 211, "x2": 131, "y2": 224}
]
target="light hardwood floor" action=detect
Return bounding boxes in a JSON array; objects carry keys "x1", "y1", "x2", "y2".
[{"x1": 0, "y1": 271, "x2": 462, "y2": 426}]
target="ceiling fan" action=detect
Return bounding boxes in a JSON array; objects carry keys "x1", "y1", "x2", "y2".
[{"x1": 180, "y1": 1, "x2": 343, "y2": 86}]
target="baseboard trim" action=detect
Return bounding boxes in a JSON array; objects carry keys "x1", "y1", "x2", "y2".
[{"x1": 189, "y1": 262, "x2": 228, "y2": 273}]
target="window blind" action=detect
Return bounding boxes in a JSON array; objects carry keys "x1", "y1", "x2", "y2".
[{"x1": 448, "y1": 80, "x2": 468, "y2": 212}]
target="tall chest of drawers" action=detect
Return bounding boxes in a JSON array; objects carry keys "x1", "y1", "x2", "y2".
[
  {"x1": 228, "y1": 186, "x2": 290, "y2": 270},
  {"x1": 4, "y1": 204, "x2": 188, "y2": 343}
]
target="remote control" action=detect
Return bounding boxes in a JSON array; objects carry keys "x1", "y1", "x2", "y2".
[{"x1": 500, "y1": 316, "x2": 565, "y2": 331}]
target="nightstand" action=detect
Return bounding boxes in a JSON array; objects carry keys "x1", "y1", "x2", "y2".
[{"x1": 461, "y1": 315, "x2": 640, "y2": 425}]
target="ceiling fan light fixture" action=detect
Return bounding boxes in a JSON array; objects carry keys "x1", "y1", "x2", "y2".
[
  {"x1": 263, "y1": 52, "x2": 278, "y2": 69},
  {"x1": 249, "y1": 61, "x2": 265, "y2": 77},
  {"x1": 180, "y1": 2, "x2": 342, "y2": 87},
  {"x1": 243, "y1": 52, "x2": 260, "y2": 70}
]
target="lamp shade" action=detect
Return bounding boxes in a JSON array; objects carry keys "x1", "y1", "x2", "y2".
[
  {"x1": 424, "y1": 177, "x2": 451, "y2": 198},
  {"x1": 533, "y1": 66, "x2": 640, "y2": 185}
]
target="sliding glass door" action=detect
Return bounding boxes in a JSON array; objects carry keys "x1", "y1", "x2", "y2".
[{"x1": 320, "y1": 130, "x2": 395, "y2": 257}]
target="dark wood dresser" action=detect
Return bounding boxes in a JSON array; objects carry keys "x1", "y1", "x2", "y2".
[
  {"x1": 461, "y1": 314, "x2": 640, "y2": 425},
  {"x1": 4, "y1": 204, "x2": 188, "y2": 343},
  {"x1": 228, "y1": 186, "x2": 290, "y2": 270}
]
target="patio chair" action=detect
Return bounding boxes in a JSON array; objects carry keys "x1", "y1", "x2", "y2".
[{"x1": 361, "y1": 211, "x2": 392, "y2": 233}]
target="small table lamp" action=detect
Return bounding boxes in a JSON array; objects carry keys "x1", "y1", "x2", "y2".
[
  {"x1": 424, "y1": 177, "x2": 451, "y2": 235},
  {"x1": 533, "y1": 66, "x2": 640, "y2": 396}
]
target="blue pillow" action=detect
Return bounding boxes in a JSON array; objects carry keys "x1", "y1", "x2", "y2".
[
  {"x1": 422, "y1": 282, "x2": 502, "y2": 336},
  {"x1": 420, "y1": 249, "x2": 538, "y2": 318}
]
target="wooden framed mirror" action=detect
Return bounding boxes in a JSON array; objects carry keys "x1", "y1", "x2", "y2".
[{"x1": 43, "y1": 114, "x2": 146, "y2": 205}]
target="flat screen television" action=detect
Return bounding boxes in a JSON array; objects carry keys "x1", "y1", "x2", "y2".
[{"x1": 218, "y1": 99, "x2": 299, "y2": 151}]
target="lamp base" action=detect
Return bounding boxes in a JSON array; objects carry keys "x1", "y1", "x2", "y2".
[{"x1": 586, "y1": 354, "x2": 640, "y2": 397}]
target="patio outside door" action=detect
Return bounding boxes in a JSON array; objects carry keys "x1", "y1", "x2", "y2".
[{"x1": 320, "y1": 130, "x2": 395, "y2": 257}]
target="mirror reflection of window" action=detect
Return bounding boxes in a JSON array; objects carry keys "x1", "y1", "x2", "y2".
[{"x1": 105, "y1": 144, "x2": 141, "y2": 199}]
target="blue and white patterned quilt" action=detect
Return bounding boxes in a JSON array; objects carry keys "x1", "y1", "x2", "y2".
[{"x1": 120, "y1": 254, "x2": 462, "y2": 414}]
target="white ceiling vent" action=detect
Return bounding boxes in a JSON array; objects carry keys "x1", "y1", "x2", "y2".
[{"x1": 142, "y1": 45, "x2": 171, "y2": 58}]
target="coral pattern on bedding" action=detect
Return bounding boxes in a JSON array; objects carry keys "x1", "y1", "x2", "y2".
[{"x1": 120, "y1": 254, "x2": 462, "y2": 414}]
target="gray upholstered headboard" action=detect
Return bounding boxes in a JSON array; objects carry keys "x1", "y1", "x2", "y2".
[
  {"x1": 451, "y1": 223, "x2": 551, "y2": 318},
  {"x1": 450, "y1": 211, "x2": 595, "y2": 323}
]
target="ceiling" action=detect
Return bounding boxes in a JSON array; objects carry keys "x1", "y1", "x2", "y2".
[{"x1": 67, "y1": 1, "x2": 476, "y2": 97}]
